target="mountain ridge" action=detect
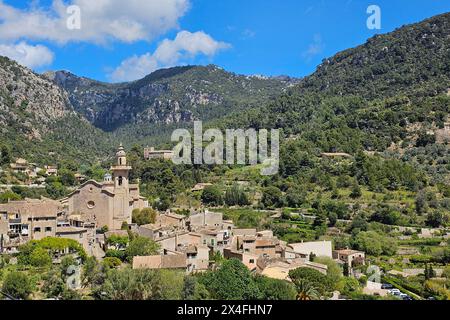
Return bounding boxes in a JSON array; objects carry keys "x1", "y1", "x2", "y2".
[
  {"x1": 0, "y1": 12, "x2": 448, "y2": 167},
  {"x1": 295, "y1": 12, "x2": 450, "y2": 98},
  {"x1": 45, "y1": 64, "x2": 299, "y2": 132},
  {"x1": 0, "y1": 56, "x2": 115, "y2": 165}
]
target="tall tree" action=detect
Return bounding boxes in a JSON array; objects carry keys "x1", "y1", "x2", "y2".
[
  {"x1": 198, "y1": 259, "x2": 261, "y2": 300},
  {"x1": 293, "y1": 279, "x2": 320, "y2": 301}
]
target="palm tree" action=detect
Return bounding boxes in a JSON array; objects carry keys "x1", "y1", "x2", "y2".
[{"x1": 294, "y1": 279, "x2": 320, "y2": 301}]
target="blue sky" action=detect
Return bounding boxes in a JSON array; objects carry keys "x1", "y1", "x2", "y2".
[{"x1": 0, "y1": 0, "x2": 448, "y2": 82}]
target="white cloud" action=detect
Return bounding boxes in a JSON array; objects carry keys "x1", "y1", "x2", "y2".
[
  {"x1": 0, "y1": 0, "x2": 190, "y2": 44},
  {"x1": 303, "y1": 34, "x2": 324, "y2": 61},
  {"x1": 110, "y1": 30, "x2": 230, "y2": 82},
  {"x1": 109, "y1": 53, "x2": 158, "y2": 83},
  {"x1": 0, "y1": 41, "x2": 54, "y2": 68}
]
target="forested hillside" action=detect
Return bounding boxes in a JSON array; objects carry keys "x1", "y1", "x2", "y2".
[
  {"x1": 212, "y1": 13, "x2": 450, "y2": 185},
  {"x1": 0, "y1": 56, "x2": 115, "y2": 165},
  {"x1": 301, "y1": 12, "x2": 450, "y2": 98},
  {"x1": 46, "y1": 65, "x2": 297, "y2": 132},
  {"x1": 128, "y1": 12, "x2": 448, "y2": 240},
  {"x1": 0, "y1": 13, "x2": 449, "y2": 183}
]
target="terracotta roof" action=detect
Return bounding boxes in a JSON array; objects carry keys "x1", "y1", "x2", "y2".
[
  {"x1": 184, "y1": 245, "x2": 198, "y2": 254},
  {"x1": 56, "y1": 227, "x2": 87, "y2": 234},
  {"x1": 133, "y1": 255, "x2": 161, "y2": 269},
  {"x1": 261, "y1": 260, "x2": 328, "y2": 280},
  {"x1": 161, "y1": 254, "x2": 187, "y2": 269},
  {"x1": 335, "y1": 249, "x2": 364, "y2": 256},
  {"x1": 0, "y1": 197, "x2": 62, "y2": 218},
  {"x1": 133, "y1": 254, "x2": 187, "y2": 269},
  {"x1": 233, "y1": 229, "x2": 257, "y2": 236},
  {"x1": 165, "y1": 213, "x2": 185, "y2": 220},
  {"x1": 261, "y1": 266, "x2": 291, "y2": 280},
  {"x1": 255, "y1": 239, "x2": 278, "y2": 247},
  {"x1": 179, "y1": 244, "x2": 208, "y2": 254},
  {"x1": 201, "y1": 229, "x2": 220, "y2": 236},
  {"x1": 140, "y1": 224, "x2": 161, "y2": 231}
]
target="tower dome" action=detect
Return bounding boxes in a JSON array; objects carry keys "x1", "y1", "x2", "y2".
[
  {"x1": 115, "y1": 144, "x2": 127, "y2": 166},
  {"x1": 116, "y1": 143, "x2": 126, "y2": 158},
  {"x1": 103, "y1": 173, "x2": 112, "y2": 182}
]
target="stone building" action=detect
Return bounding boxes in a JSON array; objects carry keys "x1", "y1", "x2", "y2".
[
  {"x1": 61, "y1": 145, "x2": 148, "y2": 230},
  {"x1": 333, "y1": 249, "x2": 366, "y2": 268},
  {"x1": 0, "y1": 197, "x2": 63, "y2": 241},
  {"x1": 9, "y1": 158, "x2": 29, "y2": 174},
  {"x1": 56, "y1": 226, "x2": 90, "y2": 252},
  {"x1": 144, "y1": 147, "x2": 174, "y2": 160},
  {"x1": 44, "y1": 165, "x2": 58, "y2": 176},
  {"x1": 288, "y1": 240, "x2": 333, "y2": 259},
  {"x1": 231, "y1": 230, "x2": 280, "y2": 259},
  {"x1": 189, "y1": 210, "x2": 233, "y2": 231},
  {"x1": 435, "y1": 118, "x2": 450, "y2": 144},
  {"x1": 184, "y1": 244, "x2": 210, "y2": 272},
  {"x1": 223, "y1": 249, "x2": 260, "y2": 271}
]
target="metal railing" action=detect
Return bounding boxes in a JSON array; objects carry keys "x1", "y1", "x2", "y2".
[{"x1": 0, "y1": 290, "x2": 18, "y2": 300}]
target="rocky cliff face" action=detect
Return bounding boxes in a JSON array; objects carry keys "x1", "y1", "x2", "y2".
[
  {"x1": 45, "y1": 65, "x2": 298, "y2": 131},
  {"x1": 0, "y1": 57, "x2": 73, "y2": 140},
  {"x1": 0, "y1": 57, "x2": 115, "y2": 164}
]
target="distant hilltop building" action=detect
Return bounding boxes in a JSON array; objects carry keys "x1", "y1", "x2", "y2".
[
  {"x1": 191, "y1": 183, "x2": 213, "y2": 192},
  {"x1": 44, "y1": 165, "x2": 58, "y2": 176},
  {"x1": 9, "y1": 158, "x2": 58, "y2": 180},
  {"x1": 9, "y1": 158, "x2": 28, "y2": 173},
  {"x1": 435, "y1": 117, "x2": 450, "y2": 144},
  {"x1": 61, "y1": 144, "x2": 149, "y2": 230},
  {"x1": 144, "y1": 146, "x2": 174, "y2": 160},
  {"x1": 320, "y1": 152, "x2": 352, "y2": 158}
]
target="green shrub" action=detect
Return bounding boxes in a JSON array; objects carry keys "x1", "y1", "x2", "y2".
[{"x1": 2, "y1": 271, "x2": 34, "y2": 300}]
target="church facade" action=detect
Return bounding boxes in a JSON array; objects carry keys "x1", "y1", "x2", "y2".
[{"x1": 62, "y1": 145, "x2": 148, "y2": 230}]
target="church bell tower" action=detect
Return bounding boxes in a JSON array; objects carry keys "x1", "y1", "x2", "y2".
[
  {"x1": 110, "y1": 144, "x2": 132, "y2": 229},
  {"x1": 111, "y1": 143, "x2": 131, "y2": 190}
]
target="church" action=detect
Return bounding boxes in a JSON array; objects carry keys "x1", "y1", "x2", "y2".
[{"x1": 61, "y1": 144, "x2": 148, "y2": 230}]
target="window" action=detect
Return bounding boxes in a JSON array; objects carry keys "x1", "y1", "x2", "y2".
[
  {"x1": 118, "y1": 176, "x2": 123, "y2": 186},
  {"x1": 249, "y1": 259, "x2": 255, "y2": 264},
  {"x1": 34, "y1": 227, "x2": 41, "y2": 233},
  {"x1": 45, "y1": 227, "x2": 52, "y2": 232},
  {"x1": 87, "y1": 201, "x2": 95, "y2": 209}
]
